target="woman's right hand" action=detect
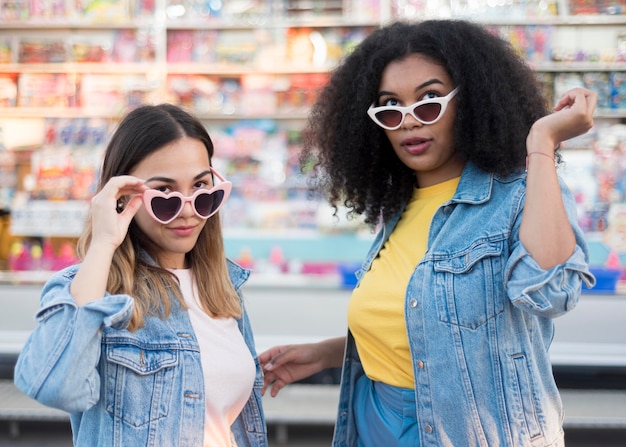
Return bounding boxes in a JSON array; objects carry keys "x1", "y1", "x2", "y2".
[
  {"x1": 70, "y1": 176, "x2": 147, "y2": 306},
  {"x1": 89, "y1": 176, "x2": 147, "y2": 250},
  {"x1": 259, "y1": 337, "x2": 346, "y2": 397}
]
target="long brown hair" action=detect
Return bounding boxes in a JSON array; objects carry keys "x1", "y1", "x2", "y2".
[{"x1": 77, "y1": 104, "x2": 240, "y2": 331}]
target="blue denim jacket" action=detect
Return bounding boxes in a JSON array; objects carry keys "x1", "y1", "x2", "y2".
[
  {"x1": 333, "y1": 163, "x2": 595, "y2": 447},
  {"x1": 14, "y1": 259, "x2": 267, "y2": 447}
]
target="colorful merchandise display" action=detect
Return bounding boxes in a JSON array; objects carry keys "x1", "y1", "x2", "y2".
[{"x1": 0, "y1": 0, "x2": 625, "y2": 288}]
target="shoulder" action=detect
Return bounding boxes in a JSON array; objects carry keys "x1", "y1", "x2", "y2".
[
  {"x1": 226, "y1": 258, "x2": 251, "y2": 290},
  {"x1": 492, "y1": 170, "x2": 526, "y2": 192},
  {"x1": 457, "y1": 163, "x2": 526, "y2": 203}
]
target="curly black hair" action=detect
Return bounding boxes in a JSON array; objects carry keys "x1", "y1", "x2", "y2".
[{"x1": 301, "y1": 19, "x2": 551, "y2": 226}]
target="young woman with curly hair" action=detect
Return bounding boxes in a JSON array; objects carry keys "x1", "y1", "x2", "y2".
[
  {"x1": 14, "y1": 104, "x2": 267, "y2": 447},
  {"x1": 260, "y1": 20, "x2": 596, "y2": 447}
]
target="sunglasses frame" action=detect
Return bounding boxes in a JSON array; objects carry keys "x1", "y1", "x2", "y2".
[
  {"x1": 142, "y1": 167, "x2": 232, "y2": 224},
  {"x1": 367, "y1": 87, "x2": 460, "y2": 130}
]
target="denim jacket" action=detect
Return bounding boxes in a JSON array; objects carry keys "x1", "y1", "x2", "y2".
[
  {"x1": 333, "y1": 162, "x2": 595, "y2": 447},
  {"x1": 14, "y1": 258, "x2": 267, "y2": 447}
]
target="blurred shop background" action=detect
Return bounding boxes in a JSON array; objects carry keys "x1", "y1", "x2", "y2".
[{"x1": 1, "y1": 0, "x2": 626, "y2": 445}]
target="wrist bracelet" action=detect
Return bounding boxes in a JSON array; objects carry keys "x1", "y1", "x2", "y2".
[{"x1": 525, "y1": 151, "x2": 555, "y2": 172}]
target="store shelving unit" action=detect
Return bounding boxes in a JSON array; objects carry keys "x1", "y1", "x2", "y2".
[
  {"x1": 0, "y1": 0, "x2": 625, "y2": 268},
  {"x1": 1, "y1": 5, "x2": 623, "y2": 115}
]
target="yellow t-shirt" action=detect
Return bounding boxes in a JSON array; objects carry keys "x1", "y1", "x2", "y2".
[{"x1": 347, "y1": 177, "x2": 459, "y2": 388}]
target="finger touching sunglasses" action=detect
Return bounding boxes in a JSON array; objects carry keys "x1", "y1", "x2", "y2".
[
  {"x1": 368, "y1": 87, "x2": 459, "y2": 130},
  {"x1": 143, "y1": 167, "x2": 232, "y2": 224}
]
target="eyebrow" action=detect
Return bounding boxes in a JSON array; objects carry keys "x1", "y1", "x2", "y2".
[
  {"x1": 145, "y1": 170, "x2": 212, "y2": 184},
  {"x1": 415, "y1": 79, "x2": 444, "y2": 91},
  {"x1": 378, "y1": 79, "x2": 445, "y2": 98}
]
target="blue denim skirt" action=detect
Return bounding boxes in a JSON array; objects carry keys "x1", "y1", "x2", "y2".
[{"x1": 354, "y1": 374, "x2": 420, "y2": 447}]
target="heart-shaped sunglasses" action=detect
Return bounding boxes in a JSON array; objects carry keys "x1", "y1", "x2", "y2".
[{"x1": 142, "y1": 168, "x2": 232, "y2": 224}]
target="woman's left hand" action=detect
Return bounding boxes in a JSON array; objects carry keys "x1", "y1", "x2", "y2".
[{"x1": 528, "y1": 87, "x2": 597, "y2": 150}]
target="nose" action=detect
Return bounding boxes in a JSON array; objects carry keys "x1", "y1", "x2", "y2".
[
  {"x1": 401, "y1": 111, "x2": 423, "y2": 129},
  {"x1": 180, "y1": 198, "x2": 196, "y2": 217}
]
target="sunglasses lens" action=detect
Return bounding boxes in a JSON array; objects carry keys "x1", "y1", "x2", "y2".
[
  {"x1": 194, "y1": 190, "x2": 224, "y2": 217},
  {"x1": 374, "y1": 110, "x2": 403, "y2": 128},
  {"x1": 151, "y1": 196, "x2": 182, "y2": 222},
  {"x1": 414, "y1": 102, "x2": 442, "y2": 123}
]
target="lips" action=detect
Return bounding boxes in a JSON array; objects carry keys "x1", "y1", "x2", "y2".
[
  {"x1": 169, "y1": 225, "x2": 197, "y2": 237},
  {"x1": 401, "y1": 136, "x2": 432, "y2": 155}
]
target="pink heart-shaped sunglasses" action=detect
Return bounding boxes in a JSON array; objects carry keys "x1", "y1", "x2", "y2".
[{"x1": 142, "y1": 168, "x2": 232, "y2": 224}]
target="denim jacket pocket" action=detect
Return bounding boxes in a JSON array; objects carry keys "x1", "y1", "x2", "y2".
[
  {"x1": 104, "y1": 343, "x2": 178, "y2": 427},
  {"x1": 511, "y1": 353, "x2": 543, "y2": 441},
  {"x1": 432, "y1": 238, "x2": 506, "y2": 329}
]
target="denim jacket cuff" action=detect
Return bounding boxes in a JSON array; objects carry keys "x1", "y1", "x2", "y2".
[
  {"x1": 506, "y1": 244, "x2": 595, "y2": 316},
  {"x1": 36, "y1": 281, "x2": 134, "y2": 330},
  {"x1": 83, "y1": 294, "x2": 134, "y2": 329}
]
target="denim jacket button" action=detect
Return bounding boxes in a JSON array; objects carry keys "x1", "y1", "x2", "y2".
[
  {"x1": 417, "y1": 360, "x2": 424, "y2": 369},
  {"x1": 409, "y1": 299, "x2": 418, "y2": 308},
  {"x1": 424, "y1": 424, "x2": 433, "y2": 433}
]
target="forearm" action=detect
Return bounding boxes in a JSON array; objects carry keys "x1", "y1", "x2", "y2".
[
  {"x1": 70, "y1": 241, "x2": 117, "y2": 306},
  {"x1": 520, "y1": 132, "x2": 575, "y2": 269},
  {"x1": 319, "y1": 336, "x2": 346, "y2": 369},
  {"x1": 520, "y1": 87, "x2": 597, "y2": 270}
]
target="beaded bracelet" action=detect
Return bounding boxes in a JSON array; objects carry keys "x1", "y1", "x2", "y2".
[{"x1": 525, "y1": 151, "x2": 555, "y2": 172}]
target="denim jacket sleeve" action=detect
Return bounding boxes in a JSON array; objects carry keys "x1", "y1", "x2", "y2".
[
  {"x1": 14, "y1": 265, "x2": 134, "y2": 413},
  {"x1": 504, "y1": 176, "x2": 596, "y2": 318}
]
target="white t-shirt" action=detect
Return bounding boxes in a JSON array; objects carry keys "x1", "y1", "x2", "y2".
[{"x1": 171, "y1": 269, "x2": 255, "y2": 447}]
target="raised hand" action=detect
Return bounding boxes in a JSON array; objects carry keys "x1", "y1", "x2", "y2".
[
  {"x1": 528, "y1": 87, "x2": 597, "y2": 151},
  {"x1": 89, "y1": 176, "x2": 147, "y2": 250},
  {"x1": 70, "y1": 176, "x2": 147, "y2": 306}
]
